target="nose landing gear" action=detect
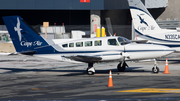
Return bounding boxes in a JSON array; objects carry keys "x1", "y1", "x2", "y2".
[{"x1": 152, "y1": 59, "x2": 159, "y2": 73}]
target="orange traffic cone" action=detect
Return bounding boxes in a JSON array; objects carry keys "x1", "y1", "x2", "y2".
[
  {"x1": 164, "y1": 58, "x2": 170, "y2": 74},
  {"x1": 108, "y1": 70, "x2": 114, "y2": 87}
]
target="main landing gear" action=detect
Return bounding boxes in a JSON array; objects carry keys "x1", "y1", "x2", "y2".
[
  {"x1": 117, "y1": 61, "x2": 128, "y2": 72},
  {"x1": 86, "y1": 63, "x2": 95, "y2": 75}
]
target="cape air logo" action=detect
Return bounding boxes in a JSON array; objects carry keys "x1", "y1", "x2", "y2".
[
  {"x1": 14, "y1": 17, "x2": 22, "y2": 41},
  {"x1": 137, "y1": 14, "x2": 148, "y2": 26},
  {"x1": 137, "y1": 14, "x2": 155, "y2": 32},
  {"x1": 14, "y1": 17, "x2": 43, "y2": 47}
]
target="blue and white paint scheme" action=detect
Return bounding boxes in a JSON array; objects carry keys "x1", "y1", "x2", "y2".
[
  {"x1": 128, "y1": 0, "x2": 180, "y2": 52},
  {"x1": 3, "y1": 15, "x2": 174, "y2": 74}
]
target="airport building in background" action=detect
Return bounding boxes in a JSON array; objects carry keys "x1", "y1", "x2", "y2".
[{"x1": 0, "y1": 0, "x2": 179, "y2": 40}]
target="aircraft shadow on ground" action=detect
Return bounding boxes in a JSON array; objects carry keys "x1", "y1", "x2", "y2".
[
  {"x1": 0, "y1": 66, "x2": 151, "y2": 76},
  {"x1": 157, "y1": 59, "x2": 180, "y2": 64}
]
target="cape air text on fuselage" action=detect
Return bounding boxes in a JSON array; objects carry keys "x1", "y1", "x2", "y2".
[
  {"x1": 20, "y1": 41, "x2": 42, "y2": 47},
  {"x1": 137, "y1": 25, "x2": 155, "y2": 32}
]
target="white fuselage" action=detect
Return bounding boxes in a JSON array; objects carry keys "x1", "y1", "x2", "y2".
[{"x1": 35, "y1": 36, "x2": 174, "y2": 63}]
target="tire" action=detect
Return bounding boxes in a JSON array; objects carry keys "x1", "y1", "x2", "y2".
[
  {"x1": 86, "y1": 68, "x2": 95, "y2": 75},
  {"x1": 117, "y1": 63, "x2": 126, "y2": 72},
  {"x1": 152, "y1": 67, "x2": 159, "y2": 73},
  {"x1": 87, "y1": 71, "x2": 95, "y2": 75}
]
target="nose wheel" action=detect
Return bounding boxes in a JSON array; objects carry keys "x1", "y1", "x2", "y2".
[
  {"x1": 152, "y1": 59, "x2": 159, "y2": 73},
  {"x1": 152, "y1": 66, "x2": 159, "y2": 73}
]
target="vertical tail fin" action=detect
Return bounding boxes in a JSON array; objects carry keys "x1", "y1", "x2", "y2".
[
  {"x1": 3, "y1": 16, "x2": 56, "y2": 54},
  {"x1": 128, "y1": 0, "x2": 161, "y2": 36}
]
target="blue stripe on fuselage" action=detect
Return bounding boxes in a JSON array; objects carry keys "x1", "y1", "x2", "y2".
[
  {"x1": 35, "y1": 49, "x2": 173, "y2": 55},
  {"x1": 147, "y1": 43, "x2": 180, "y2": 48},
  {"x1": 135, "y1": 29, "x2": 180, "y2": 48}
]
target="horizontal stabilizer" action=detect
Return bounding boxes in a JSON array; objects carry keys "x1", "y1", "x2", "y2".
[{"x1": 9, "y1": 51, "x2": 36, "y2": 55}]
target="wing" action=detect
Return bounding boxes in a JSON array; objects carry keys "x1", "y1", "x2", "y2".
[{"x1": 64, "y1": 55, "x2": 102, "y2": 63}]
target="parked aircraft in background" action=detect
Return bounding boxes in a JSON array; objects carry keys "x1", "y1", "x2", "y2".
[
  {"x1": 128, "y1": 0, "x2": 180, "y2": 52},
  {"x1": 3, "y1": 16, "x2": 174, "y2": 74}
]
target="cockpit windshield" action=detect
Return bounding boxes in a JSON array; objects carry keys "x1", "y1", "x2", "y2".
[{"x1": 117, "y1": 37, "x2": 132, "y2": 45}]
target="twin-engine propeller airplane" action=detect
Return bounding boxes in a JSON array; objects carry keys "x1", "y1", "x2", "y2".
[
  {"x1": 3, "y1": 16, "x2": 174, "y2": 74},
  {"x1": 128, "y1": 0, "x2": 180, "y2": 52}
]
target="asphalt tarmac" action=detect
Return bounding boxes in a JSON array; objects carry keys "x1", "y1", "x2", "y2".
[{"x1": 1, "y1": 53, "x2": 180, "y2": 100}]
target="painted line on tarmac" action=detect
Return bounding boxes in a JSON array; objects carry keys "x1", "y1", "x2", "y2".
[
  {"x1": 116, "y1": 88, "x2": 180, "y2": 93},
  {"x1": 31, "y1": 88, "x2": 47, "y2": 90}
]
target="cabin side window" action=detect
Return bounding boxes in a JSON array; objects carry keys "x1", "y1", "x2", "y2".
[
  {"x1": 76, "y1": 42, "x2": 83, "y2": 47},
  {"x1": 62, "y1": 44, "x2": 68, "y2": 48},
  {"x1": 108, "y1": 39, "x2": 119, "y2": 46},
  {"x1": 118, "y1": 37, "x2": 132, "y2": 45},
  {"x1": 94, "y1": 40, "x2": 102, "y2": 46},
  {"x1": 69, "y1": 43, "x2": 74, "y2": 47},
  {"x1": 85, "y1": 41, "x2": 92, "y2": 47}
]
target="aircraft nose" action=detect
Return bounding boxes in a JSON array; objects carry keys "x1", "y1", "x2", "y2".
[
  {"x1": 164, "y1": 47, "x2": 175, "y2": 53},
  {"x1": 156, "y1": 45, "x2": 175, "y2": 56},
  {"x1": 147, "y1": 44, "x2": 175, "y2": 58}
]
